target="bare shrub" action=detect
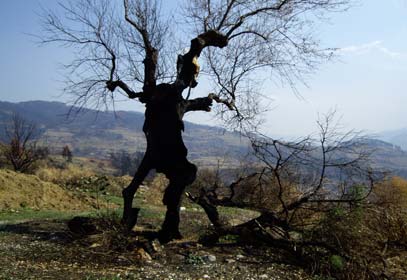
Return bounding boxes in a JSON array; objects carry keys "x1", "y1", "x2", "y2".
[
  {"x1": 109, "y1": 150, "x2": 144, "y2": 176},
  {"x1": 187, "y1": 112, "x2": 400, "y2": 278},
  {"x1": 0, "y1": 113, "x2": 48, "y2": 173},
  {"x1": 62, "y1": 145, "x2": 73, "y2": 163}
]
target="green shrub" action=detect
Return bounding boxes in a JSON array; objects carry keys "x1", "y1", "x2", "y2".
[
  {"x1": 329, "y1": 255, "x2": 344, "y2": 271},
  {"x1": 185, "y1": 253, "x2": 205, "y2": 265}
]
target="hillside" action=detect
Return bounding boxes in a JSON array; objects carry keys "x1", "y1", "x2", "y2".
[
  {"x1": 378, "y1": 127, "x2": 407, "y2": 151},
  {"x1": 1, "y1": 100, "x2": 407, "y2": 177},
  {"x1": 0, "y1": 169, "x2": 107, "y2": 211},
  {"x1": 358, "y1": 138, "x2": 407, "y2": 178},
  {"x1": 0, "y1": 100, "x2": 250, "y2": 166}
]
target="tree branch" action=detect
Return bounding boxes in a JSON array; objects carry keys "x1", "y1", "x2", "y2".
[
  {"x1": 184, "y1": 93, "x2": 235, "y2": 112},
  {"x1": 106, "y1": 80, "x2": 146, "y2": 102},
  {"x1": 175, "y1": 30, "x2": 228, "y2": 89},
  {"x1": 124, "y1": 0, "x2": 158, "y2": 90},
  {"x1": 184, "y1": 96, "x2": 213, "y2": 112},
  {"x1": 225, "y1": 0, "x2": 290, "y2": 38}
]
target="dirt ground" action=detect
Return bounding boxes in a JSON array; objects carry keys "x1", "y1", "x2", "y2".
[
  {"x1": 1, "y1": 169, "x2": 406, "y2": 279},
  {"x1": 0, "y1": 218, "x2": 312, "y2": 280},
  {"x1": 0, "y1": 170, "x2": 313, "y2": 279}
]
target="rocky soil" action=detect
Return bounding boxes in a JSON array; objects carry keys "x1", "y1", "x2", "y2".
[{"x1": 0, "y1": 219, "x2": 312, "y2": 280}]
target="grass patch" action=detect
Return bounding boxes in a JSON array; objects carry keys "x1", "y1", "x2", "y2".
[
  {"x1": 217, "y1": 206, "x2": 258, "y2": 216},
  {"x1": 0, "y1": 208, "x2": 93, "y2": 223},
  {"x1": 102, "y1": 195, "x2": 124, "y2": 205},
  {"x1": 138, "y1": 206, "x2": 165, "y2": 220},
  {"x1": 0, "y1": 204, "x2": 123, "y2": 224},
  {"x1": 84, "y1": 276, "x2": 125, "y2": 280},
  {"x1": 0, "y1": 191, "x2": 164, "y2": 227}
]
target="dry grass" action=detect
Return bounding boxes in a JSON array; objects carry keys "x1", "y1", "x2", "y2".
[
  {"x1": 143, "y1": 174, "x2": 168, "y2": 206},
  {"x1": 0, "y1": 169, "x2": 114, "y2": 211},
  {"x1": 35, "y1": 164, "x2": 95, "y2": 186},
  {"x1": 301, "y1": 177, "x2": 407, "y2": 279}
]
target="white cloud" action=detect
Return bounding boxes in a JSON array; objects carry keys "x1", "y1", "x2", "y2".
[{"x1": 340, "y1": 41, "x2": 405, "y2": 58}]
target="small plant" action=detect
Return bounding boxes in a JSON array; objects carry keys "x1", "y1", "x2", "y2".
[
  {"x1": 219, "y1": 234, "x2": 239, "y2": 243},
  {"x1": 185, "y1": 253, "x2": 205, "y2": 265},
  {"x1": 329, "y1": 255, "x2": 344, "y2": 271},
  {"x1": 312, "y1": 276, "x2": 335, "y2": 280},
  {"x1": 329, "y1": 206, "x2": 346, "y2": 219},
  {"x1": 19, "y1": 202, "x2": 28, "y2": 209},
  {"x1": 84, "y1": 275, "x2": 125, "y2": 280}
]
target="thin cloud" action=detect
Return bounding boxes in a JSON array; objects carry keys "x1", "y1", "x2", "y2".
[{"x1": 340, "y1": 41, "x2": 405, "y2": 58}]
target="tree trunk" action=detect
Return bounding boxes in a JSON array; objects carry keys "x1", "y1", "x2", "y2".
[{"x1": 121, "y1": 83, "x2": 199, "y2": 243}]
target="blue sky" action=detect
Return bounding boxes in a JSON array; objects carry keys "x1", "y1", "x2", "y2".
[{"x1": 0, "y1": 0, "x2": 406, "y2": 137}]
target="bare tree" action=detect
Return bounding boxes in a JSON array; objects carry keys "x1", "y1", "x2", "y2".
[
  {"x1": 1, "y1": 114, "x2": 48, "y2": 173},
  {"x1": 109, "y1": 150, "x2": 144, "y2": 176},
  {"x1": 187, "y1": 111, "x2": 379, "y2": 245},
  {"x1": 40, "y1": 0, "x2": 350, "y2": 242},
  {"x1": 62, "y1": 145, "x2": 73, "y2": 162}
]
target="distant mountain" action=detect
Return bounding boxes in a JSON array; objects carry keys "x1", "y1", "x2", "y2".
[
  {"x1": 0, "y1": 100, "x2": 407, "y2": 177},
  {"x1": 0, "y1": 100, "x2": 250, "y2": 166},
  {"x1": 377, "y1": 128, "x2": 407, "y2": 151},
  {"x1": 358, "y1": 138, "x2": 407, "y2": 178}
]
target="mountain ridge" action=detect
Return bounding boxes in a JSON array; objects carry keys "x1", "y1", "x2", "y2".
[
  {"x1": 377, "y1": 127, "x2": 407, "y2": 151},
  {"x1": 0, "y1": 100, "x2": 250, "y2": 167},
  {"x1": 0, "y1": 100, "x2": 407, "y2": 177}
]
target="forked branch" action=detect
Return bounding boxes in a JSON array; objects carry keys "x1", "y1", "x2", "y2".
[{"x1": 123, "y1": 0, "x2": 158, "y2": 90}]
